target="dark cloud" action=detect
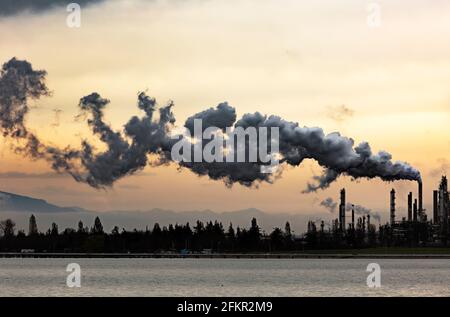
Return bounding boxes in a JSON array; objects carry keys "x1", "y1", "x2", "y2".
[
  {"x1": 0, "y1": 0, "x2": 107, "y2": 16},
  {"x1": 0, "y1": 58, "x2": 422, "y2": 191}
]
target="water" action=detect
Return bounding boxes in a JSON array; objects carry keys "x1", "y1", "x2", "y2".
[{"x1": 0, "y1": 258, "x2": 449, "y2": 296}]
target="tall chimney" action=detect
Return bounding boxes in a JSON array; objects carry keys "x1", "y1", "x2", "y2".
[
  {"x1": 408, "y1": 192, "x2": 413, "y2": 222},
  {"x1": 390, "y1": 189, "x2": 396, "y2": 225},
  {"x1": 418, "y1": 181, "x2": 423, "y2": 219},
  {"x1": 439, "y1": 176, "x2": 448, "y2": 245},
  {"x1": 367, "y1": 214, "x2": 371, "y2": 231},
  {"x1": 339, "y1": 188, "x2": 346, "y2": 231},
  {"x1": 413, "y1": 199, "x2": 418, "y2": 221},
  {"x1": 433, "y1": 190, "x2": 439, "y2": 224},
  {"x1": 351, "y1": 204, "x2": 355, "y2": 229}
]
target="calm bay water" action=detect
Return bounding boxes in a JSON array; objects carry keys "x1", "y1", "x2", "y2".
[{"x1": 0, "y1": 258, "x2": 449, "y2": 296}]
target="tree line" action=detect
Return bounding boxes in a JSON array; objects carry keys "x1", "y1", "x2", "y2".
[
  {"x1": 0, "y1": 214, "x2": 443, "y2": 253},
  {"x1": 0, "y1": 215, "x2": 296, "y2": 253}
]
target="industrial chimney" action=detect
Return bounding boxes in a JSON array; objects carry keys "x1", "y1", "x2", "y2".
[
  {"x1": 408, "y1": 192, "x2": 413, "y2": 222},
  {"x1": 439, "y1": 176, "x2": 448, "y2": 244},
  {"x1": 413, "y1": 199, "x2": 418, "y2": 222},
  {"x1": 418, "y1": 181, "x2": 423, "y2": 220},
  {"x1": 390, "y1": 189, "x2": 396, "y2": 225},
  {"x1": 351, "y1": 204, "x2": 355, "y2": 229},
  {"x1": 433, "y1": 190, "x2": 439, "y2": 224},
  {"x1": 339, "y1": 188, "x2": 346, "y2": 231}
]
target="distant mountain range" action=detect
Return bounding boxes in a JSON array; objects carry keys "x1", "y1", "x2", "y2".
[
  {"x1": 0, "y1": 190, "x2": 334, "y2": 233},
  {"x1": 0, "y1": 191, "x2": 84, "y2": 213}
]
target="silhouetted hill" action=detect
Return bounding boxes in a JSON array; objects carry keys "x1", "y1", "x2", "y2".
[
  {"x1": 0, "y1": 191, "x2": 83, "y2": 213},
  {"x1": 0, "y1": 191, "x2": 338, "y2": 233}
]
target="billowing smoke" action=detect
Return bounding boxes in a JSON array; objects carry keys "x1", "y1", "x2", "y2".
[
  {"x1": 303, "y1": 169, "x2": 339, "y2": 193},
  {"x1": 0, "y1": 58, "x2": 175, "y2": 188},
  {"x1": 346, "y1": 203, "x2": 381, "y2": 222},
  {"x1": 319, "y1": 196, "x2": 381, "y2": 222},
  {"x1": 320, "y1": 197, "x2": 337, "y2": 213},
  {"x1": 0, "y1": 58, "x2": 422, "y2": 191},
  {"x1": 0, "y1": 58, "x2": 49, "y2": 138}
]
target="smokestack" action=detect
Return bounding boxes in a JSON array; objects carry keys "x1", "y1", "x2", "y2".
[
  {"x1": 352, "y1": 204, "x2": 355, "y2": 229},
  {"x1": 339, "y1": 188, "x2": 346, "y2": 231},
  {"x1": 367, "y1": 214, "x2": 371, "y2": 230},
  {"x1": 433, "y1": 190, "x2": 439, "y2": 224},
  {"x1": 390, "y1": 189, "x2": 396, "y2": 225},
  {"x1": 439, "y1": 176, "x2": 448, "y2": 244},
  {"x1": 408, "y1": 192, "x2": 413, "y2": 222},
  {"x1": 413, "y1": 199, "x2": 418, "y2": 222},
  {"x1": 418, "y1": 181, "x2": 423, "y2": 219}
]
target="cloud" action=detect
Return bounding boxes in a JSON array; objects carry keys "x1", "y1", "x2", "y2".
[
  {"x1": 0, "y1": 0, "x2": 107, "y2": 17},
  {"x1": 326, "y1": 104, "x2": 355, "y2": 123}
]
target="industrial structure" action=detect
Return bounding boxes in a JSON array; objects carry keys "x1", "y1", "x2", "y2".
[
  {"x1": 434, "y1": 176, "x2": 449, "y2": 244},
  {"x1": 310, "y1": 176, "x2": 450, "y2": 248},
  {"x1": 339, "y1": 188, "x2": 346, "y2": 231}
]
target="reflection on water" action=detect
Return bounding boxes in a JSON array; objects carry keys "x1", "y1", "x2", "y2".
[{"x1": 0, "y1": 258, "x2": 449, "y2": 297}]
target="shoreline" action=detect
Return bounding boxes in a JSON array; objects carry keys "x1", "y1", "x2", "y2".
[{"x1": 2, "y1": 252, "x2": 450, "y2": 259}]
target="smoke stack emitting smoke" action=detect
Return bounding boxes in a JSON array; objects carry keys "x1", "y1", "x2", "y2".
[
  {"x1": 319, "y1": 198, "x2": 381, "y2": 222},
  {"x1": 0, "y1": 58, "x2": 422, "y2": 191}
]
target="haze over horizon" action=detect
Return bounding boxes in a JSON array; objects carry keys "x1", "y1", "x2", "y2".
[{"x1": 0, "y1": 0, "x2": 449, "y2": 220}]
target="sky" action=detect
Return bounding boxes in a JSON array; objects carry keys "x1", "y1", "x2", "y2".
[{"x1": 0, "y1": 0, "x2": 449, "y2": 221}]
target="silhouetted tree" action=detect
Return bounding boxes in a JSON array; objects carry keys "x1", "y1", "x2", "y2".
[
  {"x1": 28, "y1": 214, "x2": 38, "y2": 236},
  {"x1": 50, "y1": 222, "x2": 58, "y2": 236},
  {"x1": 77, "y1": 220, "x2": 85, "y2": 234},
  {"x1": 269, "y1": 227, "x2": 283, "y2": 251},
  {"x1": 248, "y1": 218, "x2": 261, "y2": 249},
  {"x1": 0, "y1": 219, "x2": 16, "y2": 238},
  {"x1": 111, "y1": 226, "x2": 120, "y2": 235},
  {"x1": 92, "y1": 217, "x2": 104, "y2": 234},
  {"x1": 284, "y1": 221, "x2": 293, "y2": 249}
]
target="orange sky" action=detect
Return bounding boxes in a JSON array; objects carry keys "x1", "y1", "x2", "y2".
[{"x1": 0, "y1": 0, "x2": 449, "y2": 220}]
